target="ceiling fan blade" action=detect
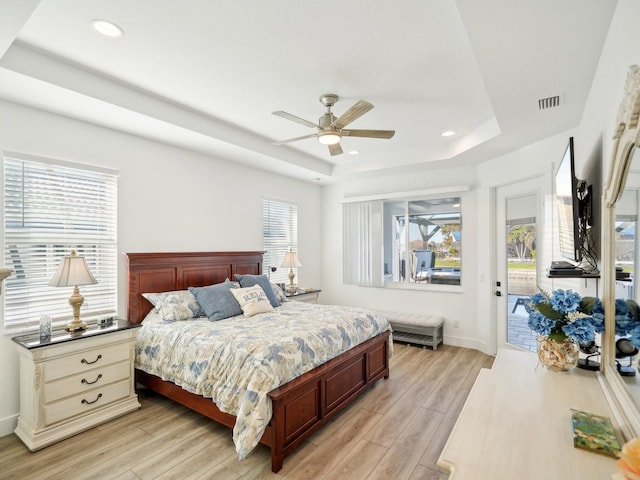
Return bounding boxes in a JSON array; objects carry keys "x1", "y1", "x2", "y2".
[
  {"x1": 331, "y1": 100, "x2": 374, "y2": 129},
  {"x1": 273, "y1": 133, "x2": 317, "y2": 145},
  {"x1": 272, "y1": 111, "x2": 318, "y2": 128},
  {"x1": 328, "y1": 143, "x2": 343, "y2": 156},
  {"x1": 342, "y1": 129, "x2": 395, "y2": 139}
]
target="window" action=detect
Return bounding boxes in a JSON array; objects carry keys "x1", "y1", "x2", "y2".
[
  {"x1": 343, "y1": 195, "x2": 462, "y2": 287},
  {"x1": 384, "y1": 197, "x2": 461, "y2": 286},
  {"x1": 262, "y1": 199, "x2": 298, "y2": 285},
  {"x1": 3, "y1": 154, "x2": 118, "y2": 334}
]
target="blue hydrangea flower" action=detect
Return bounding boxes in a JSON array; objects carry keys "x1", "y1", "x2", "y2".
[
  {"x1": 529, "y1": 292, "x2": 546, "y2": 306},
  {"x1": 616, "y1": 299, "x2": 635, "y2": 336},
  {"x1": 562, "y1": 317, "x2": 596, "y2": 344},
  {"x1": 629, "y1": 324, "x2": 640, "y2": 350},
  {"x1": 550, "y1": 289, "x2": 581, "y2": 315},
  {"x1": 528, "y1": 312, "x2": 556, "y2": 337},
  {"x1": 591, "y1": 298, "x2": 604, "y2": 315},
  {"x1": 590, "y1": 313, "x2": 605, "y2": 334}
]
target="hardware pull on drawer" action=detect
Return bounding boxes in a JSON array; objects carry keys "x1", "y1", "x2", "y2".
[
  {"x1": 81, "y1": 354, "x2": 102, "y2": 365},
  {"x1": 81, "y1": 374, "x2": 103, "y2": 385},
  {"x1": 81, "y1": 393, "x2": 103, "y2": 405}
]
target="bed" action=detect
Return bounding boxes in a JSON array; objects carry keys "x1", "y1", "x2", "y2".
[{"x1": 126, "y1": 251, "x2": 391, "y2": 472}]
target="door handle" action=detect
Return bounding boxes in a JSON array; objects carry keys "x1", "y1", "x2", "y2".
[{"x1": 495, "y1": 290, "x2": 502, "y2": 297}]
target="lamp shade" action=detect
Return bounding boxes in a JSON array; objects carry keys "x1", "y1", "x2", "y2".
[
  {"x1": 49, "y1": 251, "x2": 98, "y2": 287},
  {"x1": 281, "y1": 251, "x2": 302, "y2": 268}
]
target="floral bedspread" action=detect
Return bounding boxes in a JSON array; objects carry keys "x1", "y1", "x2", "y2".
[{"x1": 134, "y1": 301, "x2": 392, "y2": 459}]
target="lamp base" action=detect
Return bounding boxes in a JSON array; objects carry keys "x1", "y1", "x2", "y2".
[{"x1": 65, "y1": 320, "x2": 88, "y2": 332}]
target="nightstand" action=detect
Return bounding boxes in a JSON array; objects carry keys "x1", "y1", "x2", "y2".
[
  {"x1": 285, "y1": 289, "x2": 321, "y2": 303},
  {"x1": 12, "y1": 320, "x2": 141, "y2": 451}
]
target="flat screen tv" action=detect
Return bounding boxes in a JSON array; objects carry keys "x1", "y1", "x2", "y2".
[{"x1": 555, "y1": 137, "x2": 583, "y2": 262}]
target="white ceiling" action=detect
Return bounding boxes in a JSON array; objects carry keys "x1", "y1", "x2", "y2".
[{"x1": 0, "y1": 0, "x2": 618, "y2": 183}]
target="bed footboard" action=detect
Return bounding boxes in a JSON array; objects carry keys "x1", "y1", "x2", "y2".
[{"x1": 267, "y1": 330, "x2": 390, "y2": 472}]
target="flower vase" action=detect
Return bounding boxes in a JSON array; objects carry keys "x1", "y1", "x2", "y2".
[{"x1": 536, "y1": 335, "x2": 579, "y2": 372}]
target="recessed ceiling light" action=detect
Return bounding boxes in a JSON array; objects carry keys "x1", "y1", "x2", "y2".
[
  {"x1": 348, "y1": 150, "x2": 360, "y2": 155},
  {"x1": 91, "y1": 19, "x2": 124, "y2": 38},
  {"x1": 441, "y1": 130, "x2": 456, "y2": 137}
]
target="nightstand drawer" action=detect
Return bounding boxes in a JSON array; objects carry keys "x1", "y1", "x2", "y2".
[
  {"x1": 45, "y1": 342, "x2": 130, "y2": 381},
  {"x1": 45, "y1": 361, "x2": 131, "y2": 403},
  {"x1": 45, "y1": 379, "x2": 131, "y2": 425}
]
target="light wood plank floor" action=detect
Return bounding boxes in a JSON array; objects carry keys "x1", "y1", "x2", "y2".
[{"x1": 0, "y1": 344, "x2": 494, "y2": 480}]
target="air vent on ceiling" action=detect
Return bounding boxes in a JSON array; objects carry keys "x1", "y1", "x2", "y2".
[{"x1": 538, "y1": 94, "x2": 564, "y2": 110}]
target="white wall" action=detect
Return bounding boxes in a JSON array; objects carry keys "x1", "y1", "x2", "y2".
[{"x1": 0, "y1": 100, "x2": 322, "y2": 435}]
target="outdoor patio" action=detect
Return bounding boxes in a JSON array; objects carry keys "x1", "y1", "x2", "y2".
[{"x1": 508, "y1": 293, "x2": 536, "y2": 352}]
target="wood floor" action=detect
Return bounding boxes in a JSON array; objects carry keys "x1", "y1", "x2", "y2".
[{"x1": 0, "y1": 344, "x2": 494, "y2": 480}]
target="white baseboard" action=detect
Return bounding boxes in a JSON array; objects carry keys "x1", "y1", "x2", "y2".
[
  {"x1": 443, "y1": 335, "x2": 492, "y2": 356},
  {"x1": 0, "y1": 413, "x2": 18, "y2": 438}
]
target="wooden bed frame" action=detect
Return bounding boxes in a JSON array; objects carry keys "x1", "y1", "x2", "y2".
[{"x1": 125, "y1": 251, "x2": 390, "y2": 472}]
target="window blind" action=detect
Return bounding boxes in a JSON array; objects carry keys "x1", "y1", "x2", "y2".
[
  {"x1": 3, "y1": 155, "x2": 118, "y2": 334},
  {"x1": 343, "y1": 200, "x2": 383, "y2": 287},
  {"x1": 262, "y1": 199, "x2": 298, "y2": 284}
]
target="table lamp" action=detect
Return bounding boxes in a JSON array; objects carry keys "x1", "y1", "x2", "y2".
[
  {"x1": 281, "y1": 251, "x2": 302, "y2": 294},
  {"x1": 48, "y1": 250, "x2": 98, "y2": 331},
  {"x1": 0, "y1": 267, "x2": 12, "y2": 294}
]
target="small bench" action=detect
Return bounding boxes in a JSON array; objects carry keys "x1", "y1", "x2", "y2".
[{"x1": 379, "y1": 311, "x2": 445, "y2": 350}]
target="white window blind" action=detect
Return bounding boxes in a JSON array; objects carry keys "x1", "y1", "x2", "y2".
[
  {"x1": 343, "y1": 200, "x2": 384, "y2": 287},
  {"x1": 3, "y1": 155, "x2": 118, "y2": 334},
  {"x1": 263, "y1": 199, "x2": 298, "y2": 284}
]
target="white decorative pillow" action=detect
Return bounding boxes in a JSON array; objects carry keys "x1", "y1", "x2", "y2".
[
  {"x1": 271, "y1": 282, "x2": 288, "y2": 303},
  {"x1": 142, "y1": 290, "x2": 204, "y2": 321},
  {"x1": 230, "y1": 284, "x2": 274, "y2": 317}
]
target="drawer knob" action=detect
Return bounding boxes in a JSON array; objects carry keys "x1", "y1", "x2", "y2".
[
  {"x1": 81, "y1": 374, "x2": 103, "y2": 385},
  {"x1": 81, "y1": 393, "x2": 103, "y2": 405},
  {"x1": 81, "y1": 354, "x2": 102, "y2": 365}
]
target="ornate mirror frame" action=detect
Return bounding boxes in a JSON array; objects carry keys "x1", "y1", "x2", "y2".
[{"x1": 600, "y1": 64, "x2": 640, "y2": 440}]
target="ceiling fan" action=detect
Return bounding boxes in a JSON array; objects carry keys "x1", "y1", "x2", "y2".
[{"x1": 272, "y1": 94, "x2": 395, "y2": 156}]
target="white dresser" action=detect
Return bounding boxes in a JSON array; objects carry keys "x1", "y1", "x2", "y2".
[
  {"x1": 12, "y1": 320, "x2": 141, "y2": 450},
  {"x1": 438, "y1": 348, "x2": 617, "y2": 479}
]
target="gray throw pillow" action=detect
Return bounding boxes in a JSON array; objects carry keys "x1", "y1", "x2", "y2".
[
  {"x1": 189, "y1": 281, "x2": 242, "y2": 321},
  {"x1": 234, "y1": 274, "x2": 280, "y2": 307}
]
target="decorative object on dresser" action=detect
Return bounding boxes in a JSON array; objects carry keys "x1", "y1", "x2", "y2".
[
  {"x1": 12, "y1": 320, "x2": 141, "y2": 451},
  {"x1": 569, "y1": 409, "x2": 620, "y2": 457},
  {"x1": 526, "y1": 288, "x2": 603, "y2": 372},
  {"x1": 284, "y1": 288, "x2": 321, "y2": 303},
  {"x1": 48, "y1": 250, "x2": 98, "y2": 332},
  {"x1": 0, "y1": 266, "x2": 12, "y2": 293},
  {"x1": 280, "y1": 250, "x2": 302, "y2": 294}
]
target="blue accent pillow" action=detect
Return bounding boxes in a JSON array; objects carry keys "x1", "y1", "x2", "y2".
[
  {"x1": 234, "y1": 274, "x2": 280, "y2": 307},
  {"x1": 188, "y1": 281, "x2": 242, "y2": 321}
]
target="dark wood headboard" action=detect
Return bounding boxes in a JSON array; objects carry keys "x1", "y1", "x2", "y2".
[{"x1": 125, "y1": 251, "x2": 263, "y2": 324}]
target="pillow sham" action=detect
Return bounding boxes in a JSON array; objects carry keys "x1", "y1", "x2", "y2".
[
  {"x1": 189, "y1": 281, "x2": 242, "y2": 321},
  {"x1": 142, "y1": 290, "x2": 204, "y2": 321},
  {"x1": 230, "y1": 284, "x2": 274, "y2": 317},
  {"x1": 271, "y1": 282, "x2": 288, "y2": 303},
  {"x1": 234, "y1": 274, "x2": 280, "y2": 307}
]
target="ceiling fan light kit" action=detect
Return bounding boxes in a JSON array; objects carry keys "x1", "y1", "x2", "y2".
[
  {"x1": 273, "y1": 93, "x2": 395, "y2": 156},
  {"x1": 317, "y1": 131, "x2": 341, "y2": 145}
]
